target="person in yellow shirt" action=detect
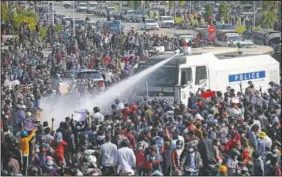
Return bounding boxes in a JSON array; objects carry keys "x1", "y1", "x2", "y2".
[{"x1": 19, "y1": 128, "x2": 37, "y2": 175}]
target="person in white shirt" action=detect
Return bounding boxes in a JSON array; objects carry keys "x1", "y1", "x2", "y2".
[
  {"x1": 105, "y1": 69, "x2": 115, "y2": 87},
  {"x1": 115, "y1": 99, "x2": 124, "y2": 110},
  {"x1": 114, "y1": 139, "x2": 136, "y2": 175},
  {"x1": 92, "y1": 107, "x2": 104, "y2": 124}
]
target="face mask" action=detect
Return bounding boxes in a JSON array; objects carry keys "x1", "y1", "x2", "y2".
[
  {"x1": 137, "y1": 146, "x2": 143, "y2": 151},
  {"x1": 217, "y1": 142, "x2": 221, "y2": 146},
  {"x1": 176, "y1": 145, "x2": 182, "y2": 149},
  {"x1": 188, "y1": 148, "x2": 194, "y2": 152},
  {"x1": 149, "y1": 156, "x2": 155, "y2": 162}
]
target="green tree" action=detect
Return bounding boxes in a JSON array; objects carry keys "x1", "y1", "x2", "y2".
[
  {"x1": 179, "y1": 1, "x2": 186, "y2": 8},
  {"x1": 169, "y1": 1, "x2": 174, "y2": 14},
  {"x1": 128, "y1": 1, "x2": 134, "y2": 9},
  {"x1": 259, "y1": 0, "x2": 280, "y2": 28},
  {"x1": 218, "y1": 3, "x2": 228, "y2": 23},
  {"x1": 260, "y1": 11, "x2": 276, "y2": 28},
  {"x1": 1, "y1": 2, "x2": 9, "y2": 22},
  {"x1": 133, "y1": 1, "x2": 142, "y2": 10},
  {"x1": 203, "y1": 4, "x2": 213, "y2": 21}
]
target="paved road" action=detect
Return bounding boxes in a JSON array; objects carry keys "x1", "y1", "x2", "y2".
[{"x1": 54, "y1": 4, "x2": 195, "y2": 37}]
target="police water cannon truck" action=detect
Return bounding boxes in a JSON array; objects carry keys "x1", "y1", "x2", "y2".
[{"x1": 134, "y1": 47, "x2": 280, "y2": 105}]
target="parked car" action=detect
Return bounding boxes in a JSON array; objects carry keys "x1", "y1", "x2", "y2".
[
  {"x1": 139, "y1": 19, "x2": 160, "y2": 30},
  {"x1": 76, "y1": 2, "x2": 87, "y2": 12},
  {"x1": 132, "y1": 10, "x2": 148, "y2": 23},
  {"x1": 124, "y1": 10, "x2": 135, "y2": 21},
  {"x1": 87, "y1": 2, "x2": 98, "y2": 14},
  {"x1": 159, "y1": 16, "x2": 174, "y2": 28}
]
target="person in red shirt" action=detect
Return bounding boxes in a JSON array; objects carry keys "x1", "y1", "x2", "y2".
[
  {"x1": 144, "y1": 149, "x2": 159, "y2": 175},
  {"x1": 225, "y1": 130, "x2": 241, "y2": 152},
  {"x1": 50, "y1": 132, "x2": 68, "y2": 167},
  {"x1": 136, "y1": 142, "x2": 146, "y2": 176},
  {"x1": 126, "y1": 127, "x2": 136, "y2": 149}
]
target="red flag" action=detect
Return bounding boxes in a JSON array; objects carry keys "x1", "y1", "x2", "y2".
[{"x1": 200, "y1": 91, "x2": 216, "y2": 99}]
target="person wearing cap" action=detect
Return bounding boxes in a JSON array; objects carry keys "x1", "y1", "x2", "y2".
[
  {"x1": 99, "y1": 134, "x2": 117, "y2": 175},
  {"x1": 19, "y1": 128, "x2": 37, "y2": 175},
  {"x1": 219, "y1": 165, "x2": 227, "y2": 176},
  {"x1": 257, "y1": 131, "x2": 272, "y2": 160}
]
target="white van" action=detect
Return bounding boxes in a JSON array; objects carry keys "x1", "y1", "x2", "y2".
[
  {"x1": 134, "y1": 48, "x2": 279, "y2": 105},
  {"x1": 87, "y1": 2, "x2": 98, "y2": 13}
]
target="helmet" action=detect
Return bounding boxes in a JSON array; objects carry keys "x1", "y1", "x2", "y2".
[
  {"x1": 20, "y1": 130, "x2": 28, "y2": 138},
  {"x1": 25, "y1": 112, "x2": 32, "y2": 117},
  {"x1": 93, "y1": 107, "x2": 100, "y2": 113},
  {"x1": 115, "y1": 99, "x2": 120, "y2": 104}
]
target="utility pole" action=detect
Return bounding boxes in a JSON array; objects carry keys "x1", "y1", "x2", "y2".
[
  {"x1": 52, "y1": 1, "x2": 54, "y2": 26},
  {"x1": 73, "y1": 1, "x2": 75, "y2": 35},
  {"x1": 174, "y1": 1, "x2": 176, "y2": 21},
  {"x1": 253, "y1": 1, "x2": 255, "y2": 29}
]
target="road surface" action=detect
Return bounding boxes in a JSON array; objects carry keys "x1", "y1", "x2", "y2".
[{"x1": 53, "y1": 4, "x2": 195, "y2": 37}]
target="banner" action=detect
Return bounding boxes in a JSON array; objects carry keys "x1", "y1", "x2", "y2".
[{"x1": 200, "y1": 91, "x2": 216, "y2": 99}]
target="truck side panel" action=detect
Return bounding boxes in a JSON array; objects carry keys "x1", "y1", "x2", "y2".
[{"x1": 213, "y1": 65, "x2": 279, "y2": 93}]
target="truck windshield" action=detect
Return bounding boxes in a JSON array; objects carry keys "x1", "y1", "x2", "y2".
[
  {"x1": 79, "y1": 3, "x2": 87, "y2": 7},
  {"x1": 146, "y1": 67, "x2": 178, "y2": 86},
  {"x1": 90, "y1": 4, "x2": 97, "y2": 7},
  {"x1": 76, "y1": 71, "x2": 102, "y2": 79},
  {"x1": 227, "y1": 35, "x2": 240, "y2": 41},
  {"x1": 162, "y1": 17, "x2": 173, "y2": 20},
  {"x1": 146, "y1": 19, "x2": 157, "y2": 23},
  {"x1": 107, "y1": 7, "x2": 115, "y2": 11}
]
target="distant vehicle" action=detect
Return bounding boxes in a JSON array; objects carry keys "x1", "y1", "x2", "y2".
[
  {"x1": 216, "y1": 24, "x2": 235, "y2": 30},
  {"x1": 241, "y1": 5, "x2": 253, "y2": 16},
  {"x1": 139, "y1": 19, "x2": 159, "y2": 30},
  {"x1": 215, "y1": 30, "x2": 241, "y2": 46},
  {"x1": 252, "y1": 29, "x2": 281, "y2": 47},
  {"x1": 193, "y1": 28, "x2": 216, "y2": 47},
  {"x1": 95, "y1": 3, "x2": 107, "y2": 17},
  {"x1": 174, "y1": 33, "x2": 194, "y2": 44},
  {"x1": 107, "y1": 20, "x2": 124, "y2": 34},
  {"x1": 124, "y1": 10, "x2": 134, "y2": 21},
  {"x1": 73, "y1": 19, "x2": 85, "y2": 27},
  {"x1": 132, "y1": 10, "x2": 148, "y2": 23},
  {"x1": 76, "y1": 2, "x2": 87, "y2": 12},
  {"x1": 159, "y1": 16, "x2": 174, "y2": 28},
  {"x1": 87, "y1": 2, "x2": 98, "y2": 13},
  {"x1": 63, "y1": 1, "x2": 73, "y2": 9}
]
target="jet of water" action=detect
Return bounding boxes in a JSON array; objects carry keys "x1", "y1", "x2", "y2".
[{"x1": 40, "y1": 54, "x2": 178, "y2": 128}]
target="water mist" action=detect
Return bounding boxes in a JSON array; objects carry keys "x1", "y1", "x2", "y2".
[{"x1": 40, "y1": 54, "x2": 179, "y2": 128}]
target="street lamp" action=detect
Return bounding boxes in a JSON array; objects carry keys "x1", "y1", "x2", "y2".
[{"x1": 73, "y1": 1, "x2": 75, "y2": 35}]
